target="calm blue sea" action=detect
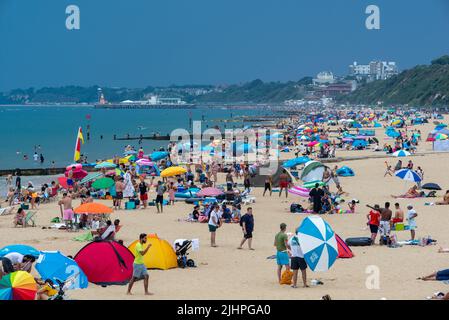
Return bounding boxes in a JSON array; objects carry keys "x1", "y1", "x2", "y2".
[{"x1": 0, "y1": 105, "x2": 275, "y2": 171}]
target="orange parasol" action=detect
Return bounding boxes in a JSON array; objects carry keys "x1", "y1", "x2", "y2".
[{"x1": 74, "y1": 203, "x2": 113, "y2": 215}]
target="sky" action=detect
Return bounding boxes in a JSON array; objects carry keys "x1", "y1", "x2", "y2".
[{"x1": 1, "y1": 0, "x2": 449, "y2": 91}]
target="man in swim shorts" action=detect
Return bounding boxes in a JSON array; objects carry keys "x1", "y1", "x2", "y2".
[
  {"x1": 58, "y1": 192, "x2": 74, "y2": 231},
  {"x1": 274, "y1": 223, "x2": 290, "y2": 283}
]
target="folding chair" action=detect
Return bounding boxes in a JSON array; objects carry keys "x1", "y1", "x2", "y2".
[{"x1": 24, "y1": 211, "x2": 37, "y2": 227}]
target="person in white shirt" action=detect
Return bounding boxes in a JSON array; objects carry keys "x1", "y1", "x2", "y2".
[
  {"x1": 406, "y1": 205, "x2": 418, "y2": 240},
  {"x1": 287, "y1": 232, "x2": 308, "y2": 288},
  {"x1": 208, "y1": 205, "x2": 221, "y2": 247},
  {"x1": 0, "y1": 253, "x2": 36, "y2": 277}
]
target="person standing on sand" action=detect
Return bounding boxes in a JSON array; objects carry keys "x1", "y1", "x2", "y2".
[
  {"x1": 155, "y1": 181, "x2": 166, "y2": 213},
  {"x1": 406, "y1": 205, "x2": 418, "y2": 241},
  {"x1": 238, "y1": 207, "x2": 254, "y2": 250},
  {"x1": 366, "y1": 204, "x2": 381, "y2": 244},
  {"x1": 309, "y1": 183, "x2": 324, "y2": 214},
  {"x1": 58, "y1": 193, "x2": 73, "y2": 231},
  {"x1": 278, "y1": 170, "x2": 290, "y2": 198},
  {"x1": 114, "y1": 177, "x2": 125, "y2": 210},
  {"x1": 274, "y1": 223, "x2": 290, "y2": 283},
  {"x1": 263, "y1": 176, "x2": 273, "y2": 197},
  {"x1": 367, "y1": 202, "x2": 392, "y2": 243},
  {"x1": 123, "y1": 169, "x2": 135, "y2": 199},
  {"x1": 138, "y1": 177, "x2": 149, "y2": 209},
  {"x1": 127, "y1": 233, "x2": 153, "y2": 296},
  {"x1": 208, "y1": 204, "x2": 221, "y2": 247},
  {"x1": 287, "y1": 231, "x2": 308, "y2": 288}
]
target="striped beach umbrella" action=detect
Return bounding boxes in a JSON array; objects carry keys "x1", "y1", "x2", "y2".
[
  {"x1": 392, "y1": 150, "x2": 410, "y2": 157},
  {"x1": 297, "y1": 216, "x2": 338, "y2": 272},
  {"x1": 395, "y1": 169, "x2": 422, "y2": 182}
]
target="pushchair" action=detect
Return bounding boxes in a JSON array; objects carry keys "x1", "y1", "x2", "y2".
[{"x1": 174, "y1": 239, "x2": 196, "y2": 268}]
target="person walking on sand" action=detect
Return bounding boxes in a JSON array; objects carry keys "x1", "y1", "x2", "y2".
[
  {"x1": 58, "y1": 193, "x2": 73, "y2": 231},
  {"x1": 238, "y1": 207, "x2": 254, "y2": 250},
  {"x1": 288, "y1": 231, "x2": 308, "y2": 288},
  {"x1": 208, "y1": 204, "x2": 221, "y2": 247},
  {"x1": 123, "y1": 169, "x2": 135, "y2": 200},
  {"x1": 127, "y1": 233, "x2": 153, "y2": 296},
  {"x1": 274, "y1": 223, "x2": 290, "y2": 283},
  {"x1": 263, "y1": 176, "x2": 273, "y2": 197}
]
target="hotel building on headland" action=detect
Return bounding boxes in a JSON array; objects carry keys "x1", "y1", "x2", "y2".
[{"x1": 349, "y1": 61, "x2": 399, "y2": 81}]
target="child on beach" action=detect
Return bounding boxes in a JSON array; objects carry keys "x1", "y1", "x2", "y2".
[
  {"x1": 367, "y1": 205, "x2": 381, "y2": 244},
  {"x1": 168, "y1": 182, "x2": 176, "y2": 205}
]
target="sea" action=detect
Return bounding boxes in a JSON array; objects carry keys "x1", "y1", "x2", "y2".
[
  {"x1": 0, "y1": 105, "x2": 284, "y2": 196},
  {"x1": 0, "y1": 105, "x2": 283, "y2": 170}
]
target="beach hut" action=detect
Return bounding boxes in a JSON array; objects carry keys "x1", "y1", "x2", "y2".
[
  {"x1": 128, "y1": 234, "x2": 177, "y2": 270},
  {"x1": 74, "y1": 241, "x2": 135, "y2": 286}
]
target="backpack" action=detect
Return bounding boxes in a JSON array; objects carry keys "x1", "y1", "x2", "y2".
[{"x1": 290, "y1": 203, "x2": 303, "y2": 213}]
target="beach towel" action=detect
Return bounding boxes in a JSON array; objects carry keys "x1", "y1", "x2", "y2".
[{"x1": 73, "y1": 231, "x2": 94, "y2": 242}]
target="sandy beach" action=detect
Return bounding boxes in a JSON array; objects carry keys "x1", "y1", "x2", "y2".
[{"x1": 1, "y1": 116, "x2": 449, "y2": 300}]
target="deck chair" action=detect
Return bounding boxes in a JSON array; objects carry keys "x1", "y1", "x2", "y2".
[
  {"x1": 0, "y1": 206, "x2": 15, "y2": 216},
  {"x1": 24, "y1": 211, "x2": 37, "y2": 227}
]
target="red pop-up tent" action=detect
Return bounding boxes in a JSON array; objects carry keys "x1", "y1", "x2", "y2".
[
  {"x1": 74, "y1": 241, "x2": 134, "y2": 286},
  {"x1": 336, "y1": 234, "x2": 354, "y2": 259}
]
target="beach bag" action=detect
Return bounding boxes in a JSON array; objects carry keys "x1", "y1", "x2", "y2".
[
  {"x1": 280, "y1": 269, "x2": 293, "y2": 285},
  {"x1": 125, "y1": 201, "x2": 136, "y2": 210},
  {"x1": 290, "y1": 203, "x2": 303, "y2": 213}
]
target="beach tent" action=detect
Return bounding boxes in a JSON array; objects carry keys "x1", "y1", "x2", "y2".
[
  {"x1": 150, "y1": 151, "x2": 169, "y2": 161},
  {"x1": 335, "y1": 234, "x2": 354, "y2": 259},
  {"x1": 128, "y1": 234, "x2": 177, "y2": 270},
  {"x1": 74, "y1": 241, "x2": 135, "y2": 286},
  {"x1": 300, "y1": 161, "x2": 327, "y2": 183},
  {"x1": 282, "y1": 156, "x2": 310, "y2": 169},
  {"x1": 336, "y1": 166, "x2": 355, "y2": 177}
]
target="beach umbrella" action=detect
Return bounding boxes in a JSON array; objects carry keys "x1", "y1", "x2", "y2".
[
  {"x1": 297, "y1": 216, "x2": 338, "y2": 272},
  {"x1": 91, "y1": 177, "x2": 115, "y2": 190},
  {"x1": 236, "y1": 143, "x2": 254, "y2": 153},
  {"x1": 307, "y1": 141, "x2": 319, "y2": 147},
  {"x1": 150, "y1": 151, "x2": 169, "y2": 161},
  {"x1": 69, "y1": 170, "x2": 88, "y2": 180},
  {"x1": 435, "y1": 133, "x2": 448, "y2": 140},
  {"x1": 35, "y1": 251, "x2": 88, "y2": 290},
  {"x1": 57, "y1": 177, "x2": 69, "y2": 189},
  {"x1": 95, "y1": 162, "x2": 116, "y2": 169},
  {"x1": 395, "y1": 169, "x2": 422, "y2": 183},
  {"x1": 0, "y1": 245, "x2": 40, "y2": 258},
  {"x1": 123, "y1": 150, "x2": 138, "y2": 155},
  {"x1": 288, "y1": 186, "x2": 310, "y2": 198},
  {"x1": 341, "y1": 138, "x2": 353, "y2": 142},
  {"x1": 161, "y1": 166, "x2": 187, "y2": 177},
  {"x1": 300, "y1": 161, "x2": 327, "y2": 183},
  {"x1": 392, "y1": 150, "x2": 411, "y2": 157},
  {"x1": 0, "y1": 271, "x2": 37, "y2": 300},
  {"x1": 352, "y1": 140, "x2": 367, "y2": 148},
  {"x1": 421, "y1": 183, "x2": 442, "y2": 191},
  {"x1": 201, "y1": 145, "x2": 215, "y2": 152},
  {"x1": 283, "y1": 156, "x2": 310, "y2": 168},
  {"x1": 196, "y1": 187, "x2": 224, "y2": 197},
  {"x1": 74, "y1": 203, "x2": 113, "y2": 215},
  {"x1": 80, "y1": 172, "x2": 103, "y2": 185}
]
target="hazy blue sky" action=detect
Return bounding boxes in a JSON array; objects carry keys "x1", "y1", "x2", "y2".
[{"x1": 1, "y1": 0, "x2": 449, "y2": 90}]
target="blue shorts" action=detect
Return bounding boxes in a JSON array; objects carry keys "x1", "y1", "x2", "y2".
[
  {"x1": 436, "y1": 269, "x2": 449, "y2": 281},
  {"x1": 276, "y1": 251, "x2": 289, "y2": 266},
  {"x1": 133, "y1": 263, "x2": 148, "y2": 279}
]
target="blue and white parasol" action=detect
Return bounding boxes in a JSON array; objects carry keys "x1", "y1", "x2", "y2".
[
  {"x1": 297, "y1": 216, "x2": 338, "y2": 272},
  {"x1": 395, "y1": 169, "x2": 422, "y2": 182}
]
